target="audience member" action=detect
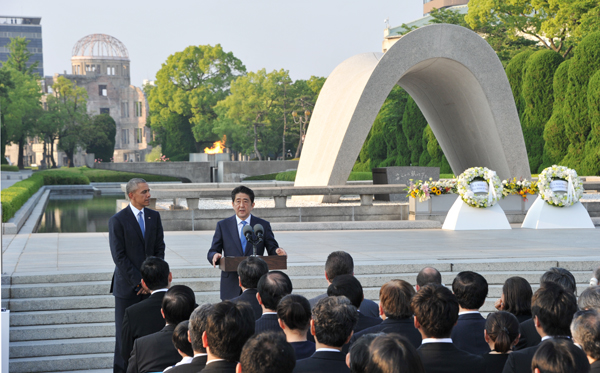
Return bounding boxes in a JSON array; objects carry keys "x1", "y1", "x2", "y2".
[
  {"x1": 571, "y1": 309, "x2": 600, "y2": 372},
  {"x1": 167, "y1": 303, "x2": 212, "y2": 373},
  {"x1": 294, "y1": 296, "x2": 359, "y2": 373},
  {"x1": 347, "y1": 333, "x2": 380, "y2": 373},
  {"x1": 202, "y1": 301, "x2": 255, "y2": 373},
  {"x1": 127, "y1": 285, "x2": 196, "y2": 373},
  {"x1": 482, "y1": 311, "x2": 520, "y2": 373},
  {"x1": 327, "y1": 274, "x2": 382, "y2": 334},
  {"x1": 121, "y1": 256, "x2": 172, "y2": 370},
  {"x1": 351, "y1": 280, "x2": 421, "y2": 348},
  {"x1": 502, "y1": 282, "x2": 578, "y2": 373},
  {"x1": 255, "y1": 271, "x2": 293, "y2": 334},
  {"x1": 451, "y1": 271, "x2": 491, "y2": 355},
  {"x1": 230, "y1": 257, "x2": 269, "y2": 320},
  {"x1": 277, "y1": 294, "x2": 316, "y2": 360},
  {"x1": 412, "y1": 284, "x2": 484, "y2": 373},
  {"x1": 309, "y1": 251, "x2": 379, "y2": 317},
  {"x1": 579, "y1": 286, "x2": 600, "y2": 311},
  {"x1": 236, "y1": 331, "x2": 296, "y2": 373},
  {"x1": 531, "y1": 339, "x2": 590, "y2": 373},
  {"x1": 518, "y1": 268, "x2": 577, "y2": 350},
  {"x1": 590, "y1": 266, "x2": 600, "y2": 286},
  {"x1": 416, "y1": 267, "x2": 442, "y2": 291},
  {"x1": 494, "y1": 276, "x2": 533, "y2": 323},
  {"x1": 365, "y1": 334, "x2": 425, "y2": 373},
  {"x1": 164, "y1": 321, "x2": 194, "y2": 371}
]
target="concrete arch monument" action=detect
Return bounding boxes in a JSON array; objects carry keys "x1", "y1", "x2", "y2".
[{"x1": 294, "y1": 24, "x2": 531, "y2": 202}]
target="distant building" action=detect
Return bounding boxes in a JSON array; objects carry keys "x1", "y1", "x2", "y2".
[
  {"x1": 423, "y1": 0, "x2": 469, "y2": 16},
  {"x1": 0, "y1": 16, "x2": 44, "y2": 76}
]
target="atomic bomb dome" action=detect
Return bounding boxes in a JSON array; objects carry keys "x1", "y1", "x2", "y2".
[{"x1": 72, "y1": 34, "x2": 129, "y2": 59}]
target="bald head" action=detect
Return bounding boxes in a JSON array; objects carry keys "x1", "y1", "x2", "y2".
[{"x1": 416, "y1": 267, "x2": 442, "y2": 290}]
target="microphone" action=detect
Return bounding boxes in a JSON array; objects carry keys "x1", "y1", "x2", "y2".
[
  {"x1": 242, "y1": 224, "x2": 254, "y2": 241},
  {"x1": 254, "y1": 224, "x2": 264, "y2": 240}
]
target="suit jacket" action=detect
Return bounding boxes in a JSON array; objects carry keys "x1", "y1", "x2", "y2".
[
  {"x1": 591, "y1": 360, "x2": 600, "y2": 373},
  {"x1": 291, "y1": 341, "x2": 316, "y2": 360},
  {"x1": 231, "y1": 289, "x2": 262, "y2": 320},
  {"x1": 207, "y1": 215, "x2": 279, "y2": 300},
  {"x1": 201, "y1": 360, "x2": 238, "y2": 373},
  {"x1": 165, "y1": 355, "x2": 208, "y2": 373},
  {"x1": 451, "y1": 313, "x2": 491, "y2": 355},
  {"x1": 121, "y1": 291, "x2": 167, "y2": 367},
  {"x1": 255, "y1": 313, "x2": 282, "y2": 335},
  {"x1": 501, "y1": 344, "x2": 539, "y2": 373},
  {"x1": 294, "y1": 350, "x2": 350, "y2": 373},
  {"x1": 127, "y1": 324, "x2": 180, "y2": 373},
  {"x1": 482, "y1": 353, "x2": 510, "y2": 373},
  {"x1": 355, "y1": 312, "x2": 382, "y2": 333},
  {"x1": 351, "y1": 317, "x2": 422, "y2": 348},
  {"x1": 515, "y1": 318, "x2": 540, "y2": 350},
  {"x1": 109, "y1": 206, "x2": 165, "y2": 299},
  {"x1": 417, "y1": 342, "x2": 485, "y2": 373},
  {"x1": 309, "y1": 294, "x2": 380, "y2": 318}
]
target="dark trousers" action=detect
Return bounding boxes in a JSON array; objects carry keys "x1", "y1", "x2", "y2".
[{"x1": 114, "y1": 294, "x2": 146, "y2": 373}]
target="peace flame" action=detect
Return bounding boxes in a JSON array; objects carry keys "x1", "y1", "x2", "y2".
[{"x1": 204, "y1": 135, "x2": 227, "y2": 154}]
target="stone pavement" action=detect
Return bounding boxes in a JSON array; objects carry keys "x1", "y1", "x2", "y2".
[{"x1": 2, "y1": 226, "x2": 600, "y2": 275}]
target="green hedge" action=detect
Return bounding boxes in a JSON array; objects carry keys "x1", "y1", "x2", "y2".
[
  {"x1": 1, "y1": 165, "x2": 19, "y2": 172},
  {"x1": 243, "y1": 173, "x2": 280, "y2": 181},
  {"x1": 42, "y1": 167, "x2": 179, "y2": 182},
  {"x1": 274, "y1": 171, "x2": 374, "y2": 182}
]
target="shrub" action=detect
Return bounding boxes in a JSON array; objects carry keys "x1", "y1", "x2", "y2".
[
  {"x1": 275, "y1": 170, "x2": 373, "y2": 182},
  {"x1": 1, "y1": 165, "x2": 19, "y2": 172},
  {"x1": 580, "y1": 70, "x2": 600, "y2": 175},
  {"x1": 1, "y1": 174, "x2": 44, "y2": 222},
  {"x1": 243, "y1": 173, "x2": 279, "y2": 181},
  {"x1": 401, "y1": 96, "x2": 428, "y2": 165},
  {"x1": 506, "y1": 50, "x2": 535, "y2": 120}
]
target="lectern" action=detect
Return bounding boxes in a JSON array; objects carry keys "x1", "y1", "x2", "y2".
[{"x1": 218, "y1": 255, "x2": 287, "y2": 272}]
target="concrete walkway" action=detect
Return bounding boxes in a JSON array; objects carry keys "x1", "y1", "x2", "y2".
[{"x1": 2, "y1": 227, "x2": 600, "y2": 276}]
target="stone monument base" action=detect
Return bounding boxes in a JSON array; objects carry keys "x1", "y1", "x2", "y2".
[
  {"x1": 442, "y1": 198, "x2": 511, "y2": 230},
  {"x1": 521, "y1": 197, "x2": 595, "y2": 229}
]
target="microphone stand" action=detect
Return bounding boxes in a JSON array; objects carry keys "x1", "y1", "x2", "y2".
[{"x1": 248, "y1": 235, "x2": 263, "y2": 257}]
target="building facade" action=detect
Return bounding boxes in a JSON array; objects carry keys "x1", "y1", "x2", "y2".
[{"x1": 0, "y1": 16, "x2": 44, "y2": 76}]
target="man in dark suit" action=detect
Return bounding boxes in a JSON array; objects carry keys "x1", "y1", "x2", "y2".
[
  {"x1": 572, "y1": 309, "x2": 600, "y2": 372},
  {"x1": 416, "y1": 267, "x2": 443, "y2": 291},
  {"x1": 121, "y1": 256, "x2": 172, "y2": 370},
  {"x1": 237, "y1": 331, "x2": 296, "y2": 373},
  {"x1": 230, "y1": 257, "x2": 269, "y2": 320},
  {"x1": 127, "y1": 285, "x2": 196, "y2": 373},
  {"x1": 450, "y1": 271, "x2": 491, "y2": 355},
  {"x1": 531, "y1": 339, "x2": 590, "y2": 373},
  {"x1": 109, "y1": 178, "x2": 166, "y2": 373},
  {"x1": 202, "y1": 301, "x2": 255, "y2": 373},
  {"x1": 502, "y1": 282, "x2": 578, "y2": 373},
  {"x1": 207, "y1": 186, "x2": 286, "y2": 301},
  {"x1": 167, "y1": 304, "x2": 213, "y2": 373},
  {"x1": 350, "y1": 279, "x2": 421, "y2": 348},
  {"x1": 327, "y1": 275, "x2": 381, "y2": 334},
  {"x1": 255, "y1": 271, "x2": 293, "y2": 334},
  {"x1": 309, "y1": 251, "x2": 379, "y2": 318},
  {"x1": 412, "y1": 284, "x2": 485, "y2": 373},
  {"x1": 294, "y1": 296, "x2": 358, "y2": 373}
]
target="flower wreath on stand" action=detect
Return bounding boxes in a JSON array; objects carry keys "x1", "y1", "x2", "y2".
[
  {"x1": 457, "y1": 167, "x2": 503, "y2": 208},
  {"x1": 537, "y1": 165, "x2": 584, "y2": 207}
]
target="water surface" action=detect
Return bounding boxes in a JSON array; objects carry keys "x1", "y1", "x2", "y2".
[{"x1": 37, "y1": 195, "x2": 120, "y2": 233}]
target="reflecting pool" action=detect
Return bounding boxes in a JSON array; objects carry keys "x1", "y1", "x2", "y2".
[{"x1": 37, "y1": 195, "x2": 120, "y2": 233}]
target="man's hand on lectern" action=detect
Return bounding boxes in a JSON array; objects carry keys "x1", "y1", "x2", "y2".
[
  {"x1": 276, "y1": 248, "x2": 287, "y2": 256},
  {"x1": 212, "y1": 253, "x2": 222, "y2": 267}
]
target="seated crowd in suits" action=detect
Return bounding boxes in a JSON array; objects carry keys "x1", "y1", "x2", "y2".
[{"x1": 122, "y1": 253, "x2": 600, "y2": 373}]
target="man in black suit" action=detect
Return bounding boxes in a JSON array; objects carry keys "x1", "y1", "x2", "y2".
[
  {"x1": 350, "y1": 279, "x2": 421, "y2": 348},
  {"x1": 202, "y1": 301, "x2": 255, "y2": 373},
  {"x1": 255, "y1": 271, "x2": 293, "y2": 334},
  {"x1": 450, "y1": 271, "x2": 491, "y2": 355},
  {"x1": 207, "y1": 186, "x2": 286, "y2": 300},
  {"x1": 110, "y1": 178, "x2": 166, "y2": 373},
  {"x1": 327, "y1": 275, "x2": 381, "y2": 334},
  {"x1": 416, "y1": 267, "x2": 443, "y2": 291},
  {"x1": 502, "y1": 282, "x2": 578, "y2": 373},
  {"x1": 237, "y1": 331, "x2": 296, "y2": 373},
  {"x1": 571, "y1": 309, "x2": 600, "y2": 372},
  {"x1": 309, "y1": 251, "x2": 379, "y2": 318},
  {"x1": 127, "y1": 285, "x2": 196, "y2": 373},
  {"x1": 294, "y1": 296, "x2": 358, "y2": 373},
  {"x1": 531, "y1": 339, "x2": 590, "y2": 373},
  {"x1": 412, "y1": 284, "x2": 485, "y2": 373},
  {"x1": 167, "y1": 304, "x2": 213, "y2": 373},
  {"x1": 121, "y1": 256, "x2": 172, "y2": 370},
  {"x1": 230, "y1": 257, "x2": 269, "y2": 320}
]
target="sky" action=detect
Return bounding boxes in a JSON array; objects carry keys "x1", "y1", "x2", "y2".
[{"x1": 3, "y1": 0, "x2": 423, "y2": 87}]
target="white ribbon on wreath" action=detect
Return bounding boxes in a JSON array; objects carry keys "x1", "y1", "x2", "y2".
[
  {"x1": 567, "y1": 174, "x2": 576, "y2": 206},
  {"x1": 487, "y1": 170, "x2": 497, "y2": 205}
]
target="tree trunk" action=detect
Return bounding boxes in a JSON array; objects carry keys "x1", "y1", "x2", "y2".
[
  {"x1": 49, "y1": 138, "x2": 57, "y2": 168},
  {"x1": 17, "y1": 136, "x2": 25, "y2": 169},
  {"x1": 253, "y1": 122, "x2": 262, "y2": 161},
  {"x1": 282, "y1": 113, "x2": 287, "y2": 160},
  {"x1": 295, "y1": 137, "x2": 303, "y2": 159},
  {"x1": 65, "y1": 149, "x2": 74, "y2": 167}
]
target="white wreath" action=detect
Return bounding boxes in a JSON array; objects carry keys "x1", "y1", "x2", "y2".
[
  {"x1": 457, "y1": 167, "x2": 503, "y2": 208},
  {"x1": 537, "y1": 165, "x2": 583, "y2": 207}
]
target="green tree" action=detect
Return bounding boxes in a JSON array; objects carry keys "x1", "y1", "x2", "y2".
[
  {"x1": 2, "y1": 37, "x2": 39, "y2": 75},
  {"x1": 401, "y1": 96, "x2": 428, "y2": 165},
  {"x1": 506, "y1": 50, "x2": 535, "y2": 121},
  {"x1": 85, "y1": 114, "x2": 116, "y2": 162},
  {"x1": 521, "y1": 50, "x2": 564, "y2": 172},
  {"x1": 0, "y1": 69, "x2": 15, "y2": 164},
  {"x1": 423, "y1": 125, "x2": 453, "y2": 173},
  {"x1": 580, "y1": 70, "x2": 600, "y2": 175},
  {"x1": 289, "y1": 76, "x2": 325, "y2": 158}
]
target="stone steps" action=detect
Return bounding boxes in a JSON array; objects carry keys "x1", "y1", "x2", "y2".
[
  {"x1": 9, "y1": 353, "x2": 113, "y2": 373},
  {"x1": 10, "y1": 337, "x2": 114, "y2": 358}
]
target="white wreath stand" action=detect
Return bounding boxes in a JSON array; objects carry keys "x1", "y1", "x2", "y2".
[
  {"x1": 521, "y1": 196, "x2": 595, "y2": 229},
  {"x1": 442, "y1": 198, "x2": 512, "y2": 230}
]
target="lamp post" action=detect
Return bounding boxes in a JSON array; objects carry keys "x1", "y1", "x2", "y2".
[{"x1": 292, "y1": 109, "x2": 311, "y2": 158}]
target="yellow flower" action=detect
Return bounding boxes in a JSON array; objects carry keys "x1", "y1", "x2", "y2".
[
  {"x1": 436, "y1": 190, "x2": 442, "y2": 195},
  {"x1": 431, "y1": 187, "x2": 438, "y2": 193}
]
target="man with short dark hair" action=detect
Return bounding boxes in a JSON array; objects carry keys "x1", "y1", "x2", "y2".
[
  {"x1": 294, "y1": 296, "x2": 359, "y2": 373},
  {"x1": 231, "y1": 257, "x2": 269, "y2": 320},
  {"x1": 450, "y1": 271, "x2": 490, "y2": 355},
  {"x1": 167, "y1": 304, "x2": 213, "y2": 373},
  {"x1": 416, "y1": 267, "x2": 442, "y2": 291},
  {"x1": 309, "y1": 251, "x2": 379, "y2": 318},
  {"x1": 350, "y1": 279, "x2": 421, "y2": 348},
  {"x1": 127, "y1": 285, "x2": 196, "y2": 373},
  {"x1": 572, "y1": 309, "x2": 600, "y2": 372},
  {"x1": 412, "y1": 284, "x2": 484, "y2": 373},
  {"x1": 237, "y1": 331, "x2": 296, "y2": 373},
  {"x1": 502, "y1": 282, "x2": 578, "y2": 373},
  {"x1": 202, "y1": 301, "x2": 255, "y2": 373},
  {"x1": 121, "y1": 256, "x2": 172, "y2": 370},
  {"x1": 207, "y1": 186, "x2": 286, "y2": 300},
  {"x1": 327, "y1": 275, "x2": 381, "y2": 334},
  {"x1": 255, "y1": 271, "x2": 293, "y2": 334}
]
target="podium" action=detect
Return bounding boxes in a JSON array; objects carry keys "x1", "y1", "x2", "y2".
[{"x1": 219, "y1": 255, "x2": 287, "y2": 272}]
